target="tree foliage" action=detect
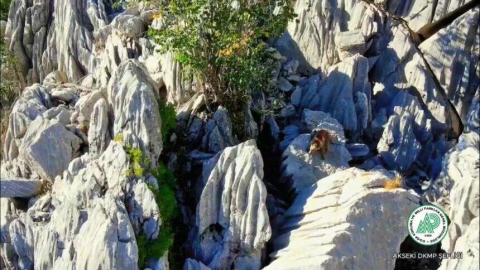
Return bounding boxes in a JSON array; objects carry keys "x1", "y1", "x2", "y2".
[{"x1": 149, "y1": 0, "x2": 295, "y2": 111}]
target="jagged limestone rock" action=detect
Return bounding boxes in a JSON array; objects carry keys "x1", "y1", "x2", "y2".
[
  {"x1": 282, "y1": 112, "x2": 351, "y2": 193},
  {"x1": 281, "y1": 133, "x2": 351, "y2": 194},
  {"x1": 195, "y1": 140, "x2": 271, "y2": 269},
  {"x1": 3, "y1": 84, "x2": 50, "y2": 162},
  {"x1": 276, "y1": 0, "x2": 380, "y2": 73},
  {"x1": 419, "y1": 9, "x2": 480, "y2": 122},
  {"x1": 88, "y1": 99, "x2": 110, "y2": 158},
  {"x1": 291, "y1": 55, "x2": 371, "y2": 133},
  {"x1": 19, "y1": 118, "x2": 82, "y2": 182},
  {"x1": 0, "y1": 178, "x2": 44, "y2": 198},
  {"x1": 107, "y1": 60, "x2": 163, "y2": 167},
  {"x1": 266, "y1": 168, "x2": 421, "y2": 270}
]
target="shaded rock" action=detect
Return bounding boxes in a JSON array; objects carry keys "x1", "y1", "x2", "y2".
[
  {"x1": 279, "y1": 104, "x2": 296, "y2": 118},
  {"x1": 279, "y1": 124, "x2": 301, "y2": 151},
  {"x1": 345, "y1": 143, "x2": 370, "y2": 158},
  {"x1": 19, "y1": 118, "x2": 82, "y2": 182},
  {"x1": 0, "y1": 178, "x2": 44, "y2": 198},
  {"x1": 420, "y1": 9, "x2": 480, "y2": 122},
  {"x1": 278, "y1": 77, "x2": 293, "y2": 92},
  {"x1": 195, "y1": 140, "x2": 271, "y2": 269},
  {"x1": 377, "y1": 110, "x2": 421, "y2": 171},
  {"x1": 183, "y1": 258, "x2": 211, "y2": 270},
  {"x1": 292, "y1": 55, "x2": 371, "y2": 133},
  {"x1": 266, "y1": 168, "x2": 421, "y2": 270},
  {"x1": 276, "y1": 0, "x2": 379, "y2": 73},
  {"x1": 377, "y1": 92, "x2": 434, "y2": 171},
  {"x1": 201, "y1": 107, "x2": 236, "y2": 153}
]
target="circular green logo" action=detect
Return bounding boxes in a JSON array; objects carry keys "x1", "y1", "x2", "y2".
[{"x1": 408, "y1": 205, "x2": 448, "y2": 246}]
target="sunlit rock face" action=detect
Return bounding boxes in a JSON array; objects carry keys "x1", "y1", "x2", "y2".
[
  {"x1": 265, "y1": 168, "x2": 420, "y2": 270},
  {"x1": 1, "y1": 0, "x2": 479, "y2": 269}
]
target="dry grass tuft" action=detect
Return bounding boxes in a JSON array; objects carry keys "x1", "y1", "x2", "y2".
[{"x1": 383, "y1": 175, "x2": 403, "y2": 190}]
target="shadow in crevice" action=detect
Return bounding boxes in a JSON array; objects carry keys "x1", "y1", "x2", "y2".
[{"x1": 394, "y1": 235, "x2": 444, "y2": 270}]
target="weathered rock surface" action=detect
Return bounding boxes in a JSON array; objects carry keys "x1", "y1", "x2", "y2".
[
  {"x1": 419, "y1": 9, "x2": 480, "y2": 122},
  {"x1": 281, "y1": 113, "x2": 351, "y2": 194},
  {"x1": 290, "y1": 55, "x2": 371, "y2": 133},
  {"x1": 183, "y1": 259, "x2": 211, "y2": 270},
  {"x1": 1, "y1": 142, "x2": 141, "y2": 269},
  {"x1": 108, "y1": 60, "x2": 163, "y2": 167},
  {"x1": 194, "y1": 140, "x2": 271, "y2": 270},
  {"x1": 20, "y1": 118, "x2": 82, "y2": 182},
  {"x1": 276, "y1": 0, "x2": 380, "y2": 73},
  {"x1": 266, "y1": 168, "x2": 421, "y2": 270},
  {"x1": 0, "y1": 178, "x2": 44, "y2": 198},
  {"x1": 88, "y1": 99, "x2": 110, "y2": 158},
  {"x1": 201, "y1": 107, "x2": 237, "y2": 154}
]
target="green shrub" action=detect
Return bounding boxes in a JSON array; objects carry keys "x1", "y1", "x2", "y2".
[
  {"x1": 135, "y1": 162, "x2": 178, "y2": 268},
  {"x1": 158, "y1": 101, "x2": 176, "y2": 141},
  {"x1": 125, "y1": 146, "x2": 149, "y2": 177},
  {"x1": 1, "y1": 1, "x2": 24, "y2": 159},
  {"x1": 149, "y1": 0, "x2": 295, "y2": 111},
  {"x1": 113, "y1": 133, "x2": 124, "y2": 142},
  {"x1": 137, "y1": 226, "x2": 174, "y2": 268}
]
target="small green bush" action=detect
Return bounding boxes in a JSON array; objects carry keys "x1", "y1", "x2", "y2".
[
  {"x1": 113, "y1": 133, "x2": 124, "y2": 142},
  {"x1": 158, "y1": 101, "x2": 176, "y2": 141},
  {"x1": 137, "y1": 227, "x2": 174, "y2": 268},
  {"x1": 136, "y1": 163, "x2": 178, "y2": 268},
  {"x1": 125, "y1": 146, "x2": 149, "y2": 177},
  {"x1": 149, "y1": 0, "x2": 295, "y2": 111}
]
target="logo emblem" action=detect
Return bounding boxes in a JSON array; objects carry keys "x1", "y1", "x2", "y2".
[{"x1": 408, "y1": 205, "x2": 448, "y2": 246}]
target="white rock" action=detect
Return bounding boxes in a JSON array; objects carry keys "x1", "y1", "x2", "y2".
[
  {"x1": 3, "y1": 84, "x2": 50, "y2": 162},
  {"x1": 107, "y1": 60, "x2": 163, "y2": 167},
  {"x1": 72, "y1": 90, "x2": 105, "y2": 127},
  {"x1": 19, "y1": 118, "x2": 82, "y2": 182},
  {"x1": 195, "y1": 140, "x2": 271, "y2": 269},
  {"x1": 266, "y1": 168, "x2": 421, "y2": 270},
  {"x1": 201, "y1": 107, "x2": 237, "y2": 153}
]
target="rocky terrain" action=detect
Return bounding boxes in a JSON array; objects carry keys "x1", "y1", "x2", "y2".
[{"x1": 0, "y1": 0, "x2": 478, "y2": 270}]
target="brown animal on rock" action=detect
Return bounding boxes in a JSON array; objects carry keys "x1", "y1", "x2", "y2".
[{"x1": 309, "y1": 129, "x2": 331, "y2": 159}]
